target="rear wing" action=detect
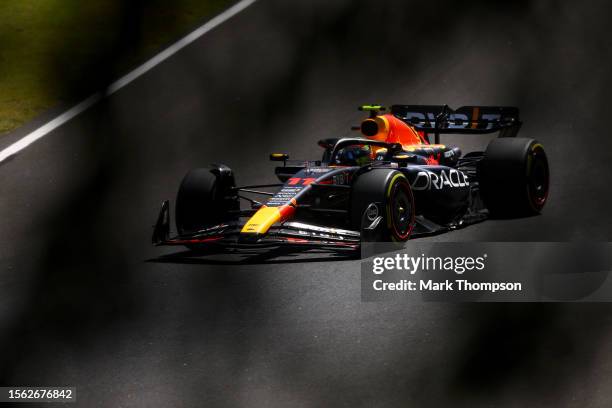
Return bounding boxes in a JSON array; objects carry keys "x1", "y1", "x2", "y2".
[{"x1": 390, "y1": 105, "x2": 521, "y2": 143}]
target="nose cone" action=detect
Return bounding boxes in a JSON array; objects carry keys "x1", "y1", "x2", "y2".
[
  {"x1": 240, "y1": 204, "x2": 296, "y2": 237},
  {"x1": 241, "y1": 206, "x2": 281, "y2": 236}
]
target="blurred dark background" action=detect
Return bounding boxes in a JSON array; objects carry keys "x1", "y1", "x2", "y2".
[
  {"x1": 1, "y1": 0, "x2": 612, "y2": 406},
  {"x1": 0, "y1": 0, "x2": 232, "y2": 133}
]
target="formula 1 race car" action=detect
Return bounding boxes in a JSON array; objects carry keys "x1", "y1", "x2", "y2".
[{"x1": 152, "y1": 104, "x2": 549, "y2": 253}]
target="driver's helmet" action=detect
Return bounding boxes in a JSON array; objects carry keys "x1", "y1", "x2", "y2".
[{"x1": 335, "y1": 145, "x2": 372, "y2": 166}]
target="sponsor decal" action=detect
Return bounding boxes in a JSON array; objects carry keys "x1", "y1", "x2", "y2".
[
  {"x1": 424, "y1": 155, "x2": 439, "y2": 165},
  {"x1": 267, "y1": 186, "x2": 303, "y2": 206},
  {"x1": 305, "y1": 167, "x2": 332, "y2": 173},
  {"x1": 332, "y1": 173, "x2": 346, "y2": 185},
  {"x1": 410, "y1": 168, "x2": 469, "y2": 191},
  {"x1": 403, "y1": 111, "x2": 503, "y2": 130},
  {"x1": 285, "y1": 222, "x2": 359, "y2": 236},
  {"x1": 365, "y1": 203, "x2": 379, "y2": 221},
  {"x1": 296, "y1": 229, "x2": 345, "y2": 241}
]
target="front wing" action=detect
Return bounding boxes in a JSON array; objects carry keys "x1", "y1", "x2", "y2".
[{"x1": 152, "y1": 201, "x2": 361, "y2": 252}]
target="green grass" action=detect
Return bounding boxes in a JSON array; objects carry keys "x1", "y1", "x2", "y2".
[{"x1": 0, "y1": 0, "x2": 233, "y2": 134}]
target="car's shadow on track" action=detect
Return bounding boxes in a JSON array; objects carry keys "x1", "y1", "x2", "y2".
[{"x1": 146, "y1": 247, "x2": 359, "y2": 265}]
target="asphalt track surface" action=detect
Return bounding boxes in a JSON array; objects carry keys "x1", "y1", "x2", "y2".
[{"x1": 2, "y1": 1, "x2": 612, "y2": 407}]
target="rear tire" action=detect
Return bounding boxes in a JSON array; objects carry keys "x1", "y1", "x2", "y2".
[
  {"x1": 175, "y1": 167, "x2": 238, "y2": 235},
  {"x1": 351, "y1": 170, "x2": 415, "y2": 241},
  {"x1": 480, "y1": 138, "x2": 549, "y2": 217}
]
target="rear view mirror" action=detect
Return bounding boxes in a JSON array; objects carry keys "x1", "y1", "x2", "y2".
[{"x1": 270, "y1": 153, "x2": 289, "y2": 162}]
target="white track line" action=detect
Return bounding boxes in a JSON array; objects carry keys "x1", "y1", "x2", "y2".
[{"x1": 0, "y1": 0, "x2": 258, "y2": 164}]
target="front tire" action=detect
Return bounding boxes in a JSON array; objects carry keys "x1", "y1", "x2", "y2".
[
  {"x1": 175, "y1": 166, "x2": 238, "y2": 235},
  {"x1": 351, "y1": 170, "x2": 415, "y2": 241}
]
